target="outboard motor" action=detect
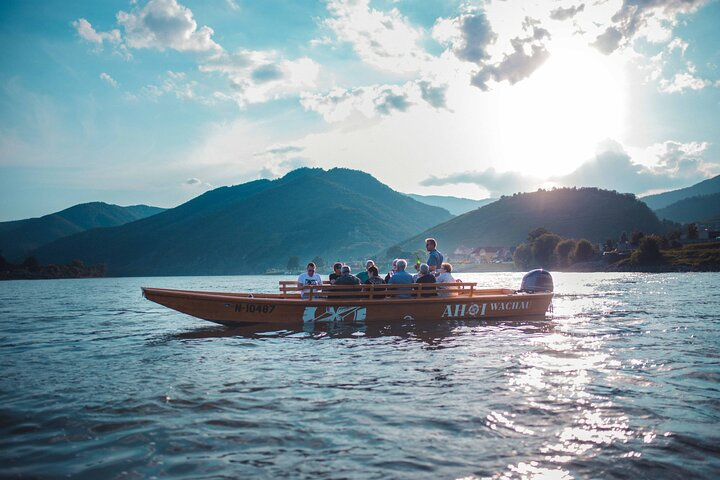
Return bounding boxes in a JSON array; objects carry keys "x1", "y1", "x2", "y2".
[{"x1": 520, "y1": 269, "x2": 553, "y2": 293}]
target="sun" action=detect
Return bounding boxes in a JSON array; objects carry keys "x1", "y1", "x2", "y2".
[{"x1": 493, "y1": 44, "x2": 627, "y2": 177}]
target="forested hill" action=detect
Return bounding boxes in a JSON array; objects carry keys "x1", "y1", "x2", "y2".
[
  {"x1": 641, "y1": 175, "x2": 720, "y2": 210},
  {"x1": 0, "y1": 202, "x2": 165, "y2": 262},
  {"x1": 654, "y1": 193, "x2": 720, "y2": 224},
  {"x1": 33, "y1": 168, "x2": 453, "y2": 276},
  {"x1": 397, "y1": 188, "x2": 665, "y2": 253}
]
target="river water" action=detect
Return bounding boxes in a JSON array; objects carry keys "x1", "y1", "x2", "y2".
[{"x1": 1, "y1": 272, "x2": 719, "y2": 479}]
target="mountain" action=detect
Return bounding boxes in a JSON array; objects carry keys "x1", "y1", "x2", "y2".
[
  {"x1": 396, "y1": 187, "x2": 665, "y2": 254},
  {"x1": 33, "y1": 168, "x2": 453, "y2": 276},
  {"x1": 654, "y1": 193, "x2": 720, "y2": 224},
  {"x1": 405, "y1": 194, "x2": 496, "y2": 216},
  {"x1": 641, "y1": 175, "x2": 720, "y2": 210},
  {"x1": 0, "y1": 202, "x2": 166, "y2": 262}
]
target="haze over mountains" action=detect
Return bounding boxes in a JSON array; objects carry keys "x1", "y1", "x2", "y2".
[
  {"x1": 3, "y1": 169, "x2": 719, "y2": 277},
  {"x1": 0, "y1": 202, "x2": 164, "y2": 262},
  {"x1": 641, "y1": 175, "x2": 720, "y2": 210},
  {"x1": 405, "y1": 194, "x2": 496, "y2": 216}
]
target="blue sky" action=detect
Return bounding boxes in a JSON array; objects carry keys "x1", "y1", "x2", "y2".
[{"x1": 1, "y1": 0, "x2": 718, "y2": 221}]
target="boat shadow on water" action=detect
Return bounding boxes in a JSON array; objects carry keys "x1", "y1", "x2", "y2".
[{"x1": 163, "y1": 316, "x2": 555, "y2": 347}]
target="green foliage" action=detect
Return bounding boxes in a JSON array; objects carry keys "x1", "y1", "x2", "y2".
[
  {"x1": 528, "y1": 227, "x2": 551, "y2": 243},
  {"x1": 311, "y1": 256, "x2": 325, "y2": 270},
  {"x1": 399, "y1": 187, "x2": 665, "y2": 255},
  {"x1": 687, "y1": 223, "x2": 698, "y2": 240},
  {"x1": 513, "y1": 244, "x2": 531, "y2": 269},
  {"x1": 22, "y1": 256, "x2": 40, "y2": 270},
  {"x1": 573, "y1": 240, "x2": 595, "y2": 262},
  {"x1": 630, "y1": 231, "x2": 644, "y2": 246},
  {"x1": 555, "y1": 239, "x2": 577, "y2": 267},
  {"x1": 287, "y1": 256, "x2": 300, "y2": 271},
  {"x1": 631, "y1": 235, "x2": 663, "y2": 264},
  {"x1": 531, "y1": 233, "x2": 561, "y2": 268}
]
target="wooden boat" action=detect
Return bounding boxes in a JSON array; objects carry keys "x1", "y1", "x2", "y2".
[{"x1": 142, "y1": 278, "x2": 553, "y2": 327}]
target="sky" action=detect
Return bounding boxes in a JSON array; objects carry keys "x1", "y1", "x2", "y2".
[{"x1": 1, "y1": 0, "x2": 719, "y2": 221}]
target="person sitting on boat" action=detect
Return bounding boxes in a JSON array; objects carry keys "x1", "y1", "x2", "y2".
[
  {"x1": 364, "y1": 265, "x2": 385, "y2": 285},
  {"x1": 356, "y1": 259, "x2": 374, "y2": 283},
  {"x1": 416, "y1": 263, "x2": 437, "y2": 297},
  {"x1": 425, "y1": 238, "x2": 444, "y2": 275},
  {"x1": 384, "y1": 258, "x2": 399, "y2": 283},
  {"x1": 328, "y1": 262, "x2": 343, "y2": 284},
  {"x1": 333, "y1": 264, "x2": 361, "y2": 298},
  {"x1": 436, "y1": 262, "x2": 457, "y2": 296},
  {"x1": 297, "y1": 262, "x2": 322, "y2": 298},
  {"x1": 388, "y1": 259, "x2": 413, "y2": 298},
  {"x1": 334, "y1": 265, "x2": 361, "y2": 286}
]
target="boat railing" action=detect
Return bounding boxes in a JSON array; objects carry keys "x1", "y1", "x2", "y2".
[{"x1": 277, "y1": 281, "x2": 498, "y2": 300}]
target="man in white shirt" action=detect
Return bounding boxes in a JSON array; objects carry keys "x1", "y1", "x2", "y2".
[{"x1": 297, "y1": 262, "x2": 322, "y2": 298}]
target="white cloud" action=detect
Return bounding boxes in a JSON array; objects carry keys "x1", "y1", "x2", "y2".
[
  {"x1": 185, "y1": 177, "x2": 201, "y2": 185},
  {"x1": 418, "y1": 139, "x2": 717, "y2": 197},
  {"x1": 433, "y1": 8, "x2": 551, "y2": 91},
  {"x1": 658, "y1": 71, "x2": 711, "y2": 93},
  {"x1": 323, "y1": 0, "x2": 430, "y2": 73},
  {"x1": 225, "y1": 0, "x2": 240, "y2": 12},
  {"x1": 99, "y1": 72, "x2": 118, "y2": 87},
  {"x1": 300, "y1": 79, "x2": 448, "y2": 122},
  {"x1": 560, "y1": 139, "x2": 715, "y2": 194},
  {"x1": 421, "y1": 168, "x2": 540, "y2": 197},
  {"x1": 72, "y1": 18, "x2": 131, "y2": 60},
  {"x1": 72, "y1": 18, "x2": 121, "y2": 45},
  {"x1": 201, "y1": 51, "x2": 320, "y2": 107},
  {"x1": 550, "y1": 4, "x2": 586, "y2": 21},
  {"x1": 116, "y1": 0, "x2": 222, "y2": 55},
  {"x1": 592, "y1": 0, "x2": 709, "y2": 54}
]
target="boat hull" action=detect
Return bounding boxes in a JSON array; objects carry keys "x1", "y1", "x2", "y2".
[{"x1": 142, "y1": 287, "x2": 553, "y2": 326}]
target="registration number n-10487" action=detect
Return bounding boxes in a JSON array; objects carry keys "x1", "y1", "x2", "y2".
[{"x1": 234, "y1": 304, "x2": 275, "y2": 314}]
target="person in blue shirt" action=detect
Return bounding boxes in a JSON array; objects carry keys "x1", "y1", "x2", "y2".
[
  {"x1": 388, "y1": 259, "x2": 413, "y2": 298},
  {"x1": 425, "y1": 238, "x2": 444, "y2": 275}
]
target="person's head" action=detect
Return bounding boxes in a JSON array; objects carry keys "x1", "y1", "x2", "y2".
[
  {"x1": 368, "y1": 266, "x2": 379, "y2": 277},
  {"x1": 365, "y1": 259, "x2": 375, "y2": 270},
  {"x1": 332, "y1": 262, "x2": 342, "y2": 273},
  {"x1": 396, "y1": 259, "x2": 407, "y2": 271},
  {"x1": 441, "y1": 262, "x2": 452, "y2": 273},
  {"x1": 306, "y1": 262, "x2": 316, "y2": 274},
  {"x1": 425, "y1": 238, "x2": 437, "y2": 251},
  {"x1": 419, "y1": 263, "x2": 430, "y2": 275},
  {"x1": 341, "y1": 265, "x2": 351, "y2": 276},
  {"x1": 391, "y1": 258, "x2": 399, "y2": 271}
]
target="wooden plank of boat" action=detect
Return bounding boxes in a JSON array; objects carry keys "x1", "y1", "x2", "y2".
[{"x1": 142, "y1": 280, "x2": 553, "y2": 327}]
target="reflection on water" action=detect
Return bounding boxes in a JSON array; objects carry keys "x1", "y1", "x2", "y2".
[
  {"x1": 1, "y1": 273, "x2": 719, "y2": 479},
  {"x1": 168, "y1": 318, "x2": 555, "y2": 346}
]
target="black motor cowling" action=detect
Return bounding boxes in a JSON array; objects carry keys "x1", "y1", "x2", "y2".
[{"x1": 520, "y1": 269, "x2": 553, "y2": 293}]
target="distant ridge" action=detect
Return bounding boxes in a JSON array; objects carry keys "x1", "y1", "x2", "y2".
[
  {"x1": 641, "y1": 175, "x2": 720, "y2": 210},
  {"x1": 405, "y1": 194, "x2": 496, "y2": 216},
  {"x1": 654, "y1": 193, "x2": 720, "y2": 224},
  {"x1": 397, "y1": 187, "x2": 665, "y2": 254},
  {"x1": 33, "y1": 168, "x2": 453, "y2": 276},
  {"x1": 0, "y1": 202, "x2": 165, "y2": 262}
]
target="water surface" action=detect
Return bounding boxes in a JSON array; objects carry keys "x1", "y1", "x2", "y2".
[{"x1": 1, "y1": 273, "x2": 719, "y2": 479}]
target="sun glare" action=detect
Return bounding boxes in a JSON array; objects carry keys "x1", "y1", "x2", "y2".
[{"x1": 493, "y1": 45, "x2": 626, "y2": 177}]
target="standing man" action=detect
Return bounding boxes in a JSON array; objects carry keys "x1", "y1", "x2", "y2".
[{"x1": 425, "y1": 238, "x2": 444, "y2": 274}]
